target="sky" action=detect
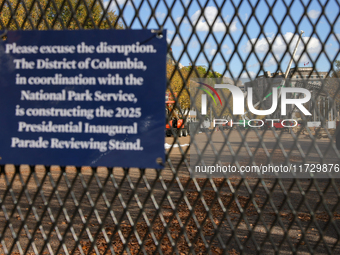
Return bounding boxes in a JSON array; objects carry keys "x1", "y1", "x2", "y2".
[{"x1": 105, "y1": 0, "x2": 340, "y2": 80}]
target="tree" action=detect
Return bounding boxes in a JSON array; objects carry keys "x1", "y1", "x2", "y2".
[
  {"x1": 166, "y1": 64, "x2": 224, "y2": 114},
  {"x1": 167, "y1": 63, "x2": 191, "y2": 114},
  {"x1": 0, "y1": 0, "x2": 123, "y2": 30},
  {"x1": 331, "y1": 60, "x2": 340, "y2": 77},
  {"x1": 182, "y1": 65, "x2": 223, "y2": 79},
  {"x1": 184, "y1": 66, "x2": 233, "y2": 119}
]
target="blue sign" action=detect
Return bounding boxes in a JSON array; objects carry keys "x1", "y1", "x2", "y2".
[{"x1": 0, "y1": 30, "x2": 167, "y2": 168}]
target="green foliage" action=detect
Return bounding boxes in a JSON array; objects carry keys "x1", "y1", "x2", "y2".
[
  {"x1": 179, "y1": 65, "x2": 228, "y2": 119},
  {"x1": 0, "y1": 0, "x2": 123, "y2": 30},
  {"x1": 167, "y1": 63, "x2": 191, "y2": 111},
  {"x1": 191, "y1": 80, "x2": 233, "y2": 119},
  {"x1": 186, "y1": 66, "x2": 233, "y2": 119},
  {"x1": 183, "y1": 65, "x2": 223, "y2": 78},
  {"x1": 166, "y1": 65, "x2": 224, "y2": 114},
  {"x1": 335, "y1": 60, "x2": 340, "y2": 69},
  {"x1": 331, "y1": 60, "x2": 340, "y2": 77}
]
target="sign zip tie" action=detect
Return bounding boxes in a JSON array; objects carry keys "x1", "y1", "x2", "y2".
[{"x1": 151, "y1": 27, "x2": 163, "y2": 39}]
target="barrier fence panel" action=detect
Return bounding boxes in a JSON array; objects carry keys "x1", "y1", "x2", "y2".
[{"x1": 1, "y1": 0, "x2": 340, "y2": 254}]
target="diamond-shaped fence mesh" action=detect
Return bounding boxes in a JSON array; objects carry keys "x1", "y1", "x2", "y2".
[{"x1": 1, "y1": 0, "x2": 340, "y2": 254}]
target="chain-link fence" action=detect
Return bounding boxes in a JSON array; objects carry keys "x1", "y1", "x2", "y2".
[{"x1": 1, "y1": 0, "x2": 340, "y2": 254}]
